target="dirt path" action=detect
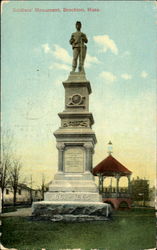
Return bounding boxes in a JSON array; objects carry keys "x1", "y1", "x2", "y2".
[{"x1": 0, "y1": 207, "x2": 32, "y2": 217}]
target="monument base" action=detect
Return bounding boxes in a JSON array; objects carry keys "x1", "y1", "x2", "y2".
[
  {"x1": 31, "y1": 72, "x2": 112, "y2": 222},
  {"x1": 32, "y1": 201, "x2": 112, "y2": 222}
]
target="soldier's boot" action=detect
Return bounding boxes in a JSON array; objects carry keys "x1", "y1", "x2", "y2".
[
  {"x1": 79, "y1": 65, "x2": 84, "y2": 73},
  {"x1": 71, "y1": 66, "x2": 76, "y2": 72}
]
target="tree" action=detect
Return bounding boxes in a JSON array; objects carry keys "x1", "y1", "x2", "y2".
[
  {"x1": 41, "y1": 174, "x2": 47, "y2": 200},
  {"x1": 0, "y1": 130, "x2": 13, "y2": 212},
  {"x1": 0, "y1": 130, "x2": 23, "y2": 211},
  {"x1": 9, "y1": 159, "x2": 22, "y2": 206},
  {"x1": 28, "y1": 175, "x2": 33, "y2": 205},
  {"x1": 0, "y1": 157, "x2": 11, "y2": 212}
]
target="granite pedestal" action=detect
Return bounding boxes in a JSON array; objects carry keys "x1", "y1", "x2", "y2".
[{"x1": 32, "y1": 72, "x2": 112, "y2": 221}]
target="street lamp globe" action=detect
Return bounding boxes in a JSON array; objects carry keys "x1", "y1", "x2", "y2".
[{"x1": 107, "y1": 141, "x2": 113, "y2": 155}]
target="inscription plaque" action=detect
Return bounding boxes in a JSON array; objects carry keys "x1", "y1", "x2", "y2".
[{"x1": 64, "y1": 147, "x2": 84, "y2": 173}]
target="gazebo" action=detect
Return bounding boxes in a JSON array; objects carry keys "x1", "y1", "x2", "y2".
[{"x1": 92, "y1": 142, "x2": 132, "y2": 209}]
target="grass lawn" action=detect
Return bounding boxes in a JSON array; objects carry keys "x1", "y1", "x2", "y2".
[{"x1": 1, "y1": 208, "x2": 156, "y2": 250}]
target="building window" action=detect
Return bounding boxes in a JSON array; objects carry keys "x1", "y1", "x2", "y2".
[
  {"x1": 6, "y1": 189, "x2": 9, "y2": 195},
  {"x1": 18, "y1": 189, "x2": 22, "y2": 195}
]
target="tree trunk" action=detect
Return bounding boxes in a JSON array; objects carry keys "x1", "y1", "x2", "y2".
[
  {"x1": 30, "y1": 190, "x2": 33, "y2": 205},
  {"x1": 143, "y1": 196, "x2": 145, "y2": 207},
  {"x1": 42, "y1": 187, "x2": 44, "y2": 200},
  {"x1": 13, "y1": 188, "x2": 17, "y2": 207},
  {"x1": 1, "y1": 189, "x2": 4, "y2": 213}
]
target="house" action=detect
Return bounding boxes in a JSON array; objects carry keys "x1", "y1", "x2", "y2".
[
  {"x1": 131, "y1": 177, "x2": 155, "y2": 207},
  {"x1": 3, "y1": 183, "x2": 42, "y2": 205}
]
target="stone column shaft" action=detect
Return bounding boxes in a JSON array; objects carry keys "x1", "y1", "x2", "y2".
[
  {"x1": 84, "y1": 143, "x2": 93, "y2": 172},
  {"x1": 86, "y1": 148, "x2": 92, "y2": 171},
  {"x1": 58, "y1": 150, "x2": 63, "y2": 172},
  {"x1": 57, "y1": 143, "x2": 65, "y2": 172}
]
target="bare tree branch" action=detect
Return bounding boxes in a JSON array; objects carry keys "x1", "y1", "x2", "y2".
[
  {"x1": 0, "y1": 130, "x2": 14, "y2": 211},
  {"x1": 0, "y1": 129, "x2": 23, "y2": 211},
  {"x1": 9, "y1": 159, "x2": 22, "y2": 206}
]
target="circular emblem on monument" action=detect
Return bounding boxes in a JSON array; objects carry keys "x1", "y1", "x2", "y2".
[{"x1": 71, "y1": 94, "x2": 82, "y2": 105}]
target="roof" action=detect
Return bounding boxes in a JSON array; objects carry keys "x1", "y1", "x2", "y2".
[{"x1": 92, "y1": 155, "x2": 132, "y2": 176}]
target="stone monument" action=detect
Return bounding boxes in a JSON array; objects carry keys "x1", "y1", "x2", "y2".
[{"x1": 32, "y1": 22, "x2": 111, "y2": 221}]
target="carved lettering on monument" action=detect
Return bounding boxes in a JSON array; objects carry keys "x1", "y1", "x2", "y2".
[
  {"x1": 52, "y1": 193, "x2": 92, "y2": 201},
  {"x1": 63, "y1": 120, "x2": 89, "y2": 128},
  {"x1": 64, "y1": 147, "x2": 84, "y2": 173}
]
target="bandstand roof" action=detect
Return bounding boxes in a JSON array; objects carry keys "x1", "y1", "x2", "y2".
[{"x1": 93, "y1": 155, "x2": 132, "y2": 177}]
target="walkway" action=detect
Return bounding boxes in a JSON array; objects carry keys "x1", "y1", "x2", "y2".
[{"x1": 0, "y1": 207, "x2": 32, "y2": 217}]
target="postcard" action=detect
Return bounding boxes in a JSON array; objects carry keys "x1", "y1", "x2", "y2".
[{"x1": 1, "y1": 1, "x2": 156, "y2": 250}]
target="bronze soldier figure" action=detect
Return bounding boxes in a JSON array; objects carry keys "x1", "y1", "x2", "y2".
[{"x1": 70, "y1": 21, "x2": 88, "y2": 73}]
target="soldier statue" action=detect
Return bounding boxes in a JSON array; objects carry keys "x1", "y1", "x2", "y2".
[{"x1": 70, "y1": 21, "x2": 88, "y2": 73}]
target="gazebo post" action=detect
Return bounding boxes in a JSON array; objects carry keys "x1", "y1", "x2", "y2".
[
  {"x1": 98, "y1": 174, "x2": 101, "y2": 193},
  {"x1": 101, "y1": 174, "x2": 103, "y2": 193},
  {"x1": 98, "y1": 174, "x2": 104, "y2": 193},
  {"x1": 116, "y1": 174, "x2": 120, "y2": 196},
  {"x1": 102, "y1": 176, "x2": 106, "y2": 193},
  {"x1": 102, "y1": 175, "x2": 105, "y2": 193},
  {"x1": 127, "y1": 175, "x2": 131, "y2": 193}
]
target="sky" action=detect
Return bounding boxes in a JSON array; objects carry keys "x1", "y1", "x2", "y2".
[{"x1": 1, "y1": 1, "x2": 156, "y2": 188}]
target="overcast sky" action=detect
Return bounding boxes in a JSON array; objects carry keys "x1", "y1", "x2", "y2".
[{"x1": 2, "y1": 1, "x2": 156, "y2": 187}]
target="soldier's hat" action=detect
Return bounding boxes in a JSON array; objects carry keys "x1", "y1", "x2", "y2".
[{"x1": 76, "y1": 21, "x2": 81, "y2": 26}]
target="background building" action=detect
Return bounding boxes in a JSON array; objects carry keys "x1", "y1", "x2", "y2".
[
  {"x1": 3, "y1": 184, "x2": 42, "y2": 206},
  {"x1": 131, "y1": 177, "x2": 152, "y2": 207}
]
